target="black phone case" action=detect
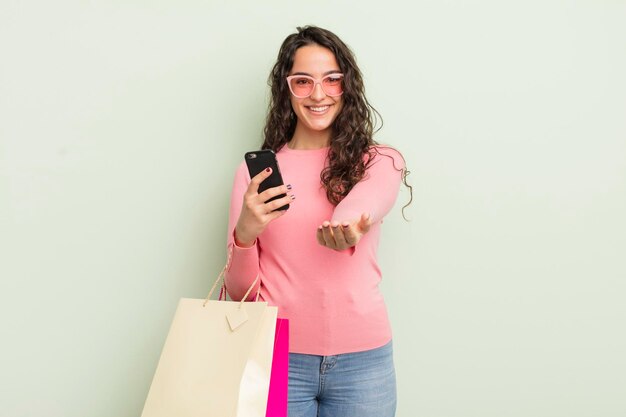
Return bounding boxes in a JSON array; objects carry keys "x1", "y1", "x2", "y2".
[{"x1": 244, "y1": 150, "x2": 289, "y2": 211}]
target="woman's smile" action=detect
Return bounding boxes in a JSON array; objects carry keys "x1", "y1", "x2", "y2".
[{"x1": 306, "y1": 104, "x2": 332, "y2": 114}]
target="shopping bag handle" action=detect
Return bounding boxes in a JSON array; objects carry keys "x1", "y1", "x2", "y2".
[{"x1": 202, "y1": 247, "x2": 260, "y2": 308}]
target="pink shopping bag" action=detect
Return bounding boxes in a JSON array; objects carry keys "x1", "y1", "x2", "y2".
[{"x1": 266, "y1": 318, "x2": 289, "y2": 417}]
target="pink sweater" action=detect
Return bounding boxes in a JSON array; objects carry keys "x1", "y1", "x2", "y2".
[{"x1": 225, "y1": 145, "x2": 404, "y2": 355}]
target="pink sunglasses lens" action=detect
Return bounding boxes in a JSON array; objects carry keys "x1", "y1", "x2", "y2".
[
  {"x1": 322, "y1": 75, "x2": 343, "y2": 96},
  {"x1": 289, "y1": 77, "x2": 315, "y2": 97}
]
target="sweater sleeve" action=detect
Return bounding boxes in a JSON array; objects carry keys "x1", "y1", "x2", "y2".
[
  {"x1": 331, "y1": 146, "x2": 405, "y2": 224},
  {"x1": 223, "y1": 162, "x2": 261, "y2": 301}
]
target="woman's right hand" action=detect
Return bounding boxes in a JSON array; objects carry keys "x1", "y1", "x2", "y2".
[{"x1": 234, "y1": 167, "x2": 294, "y2": 247}]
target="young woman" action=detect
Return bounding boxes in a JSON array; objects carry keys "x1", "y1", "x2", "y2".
[{"x1": 225, "y1": 26, "x2": 410, "y2": 417}]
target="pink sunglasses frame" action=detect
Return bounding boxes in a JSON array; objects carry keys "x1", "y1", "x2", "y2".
[{"x1": 285, "y1": 73, "x2": 345, "y2": 98}]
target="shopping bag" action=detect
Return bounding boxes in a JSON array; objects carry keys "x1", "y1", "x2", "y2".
[
  {"x1": 141, "y1": 269, "x2": 277, "y2": 417},
  {"x1": 266, "y1": 318, "x2": 289, "y2": 417}
]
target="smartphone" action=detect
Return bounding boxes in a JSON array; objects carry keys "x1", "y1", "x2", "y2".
[{"x1": 244, "y1": 149, "x2": 289, "y2": 211}]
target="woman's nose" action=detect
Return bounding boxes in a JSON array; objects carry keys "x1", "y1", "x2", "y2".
[{"x1": 309, "y1": 82, "x2": 326, "y2": 100}]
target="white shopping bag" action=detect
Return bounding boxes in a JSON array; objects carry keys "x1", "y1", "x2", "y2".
[{"x1": 142, "y1": 274, "x2": 277, "y2": 417}]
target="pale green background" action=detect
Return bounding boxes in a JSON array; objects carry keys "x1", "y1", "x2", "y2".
[{"x1": 1, "y1": 1, "x2": 625, "y2": 416}]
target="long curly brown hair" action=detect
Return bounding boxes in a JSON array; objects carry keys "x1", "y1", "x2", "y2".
[{"x1": 262, "y1": 26, "x2": 412, "y2": 215}]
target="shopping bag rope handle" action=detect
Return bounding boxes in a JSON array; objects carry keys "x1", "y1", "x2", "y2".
[{"x1": 202, "y1": 247, "x2": 260, "y2": 307}]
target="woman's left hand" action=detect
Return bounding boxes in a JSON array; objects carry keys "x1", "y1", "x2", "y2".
[{"x1": 316, "y1": 212, "x2": 372, "y2": 251}]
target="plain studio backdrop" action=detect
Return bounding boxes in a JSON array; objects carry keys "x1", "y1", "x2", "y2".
[{"x1": 1, "y1": 1, "x2": 625, "y2": 416}]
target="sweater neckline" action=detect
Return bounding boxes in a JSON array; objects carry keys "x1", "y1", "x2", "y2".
[{"x1": 279, "y1": 145, "x2": 330, "y2": 155}]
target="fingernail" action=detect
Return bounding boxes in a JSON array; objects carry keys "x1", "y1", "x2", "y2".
[
  {"x1": 290, "y1": 194, "x2": 296, "y2": 200},
  {"x1": 342, "y1": 222, "x2": 349, "y2": 227},
  {"x1": 265, "y1": 167, "x2": 271, "y2": 173},
  {"x1": 286, "y1": 184, "x2": 292, "y2": 190}
]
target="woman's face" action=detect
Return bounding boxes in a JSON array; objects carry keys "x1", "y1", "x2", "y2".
[{"x1": 288, "y1": 45, "x2": 344, "y2": 137}]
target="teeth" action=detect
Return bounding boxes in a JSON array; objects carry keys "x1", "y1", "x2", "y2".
[{"x1": 309, "y1": 106, "x2": 329, "y2": 112}]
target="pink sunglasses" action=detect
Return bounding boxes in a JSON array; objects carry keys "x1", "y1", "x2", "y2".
[{"x1": 286, "y1": 73, "x2": 344, "y2": 98}]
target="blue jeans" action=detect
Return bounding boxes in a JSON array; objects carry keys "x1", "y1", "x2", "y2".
[{"x1": 288, "y1": 341, "x2": 397, "y2": 417}]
